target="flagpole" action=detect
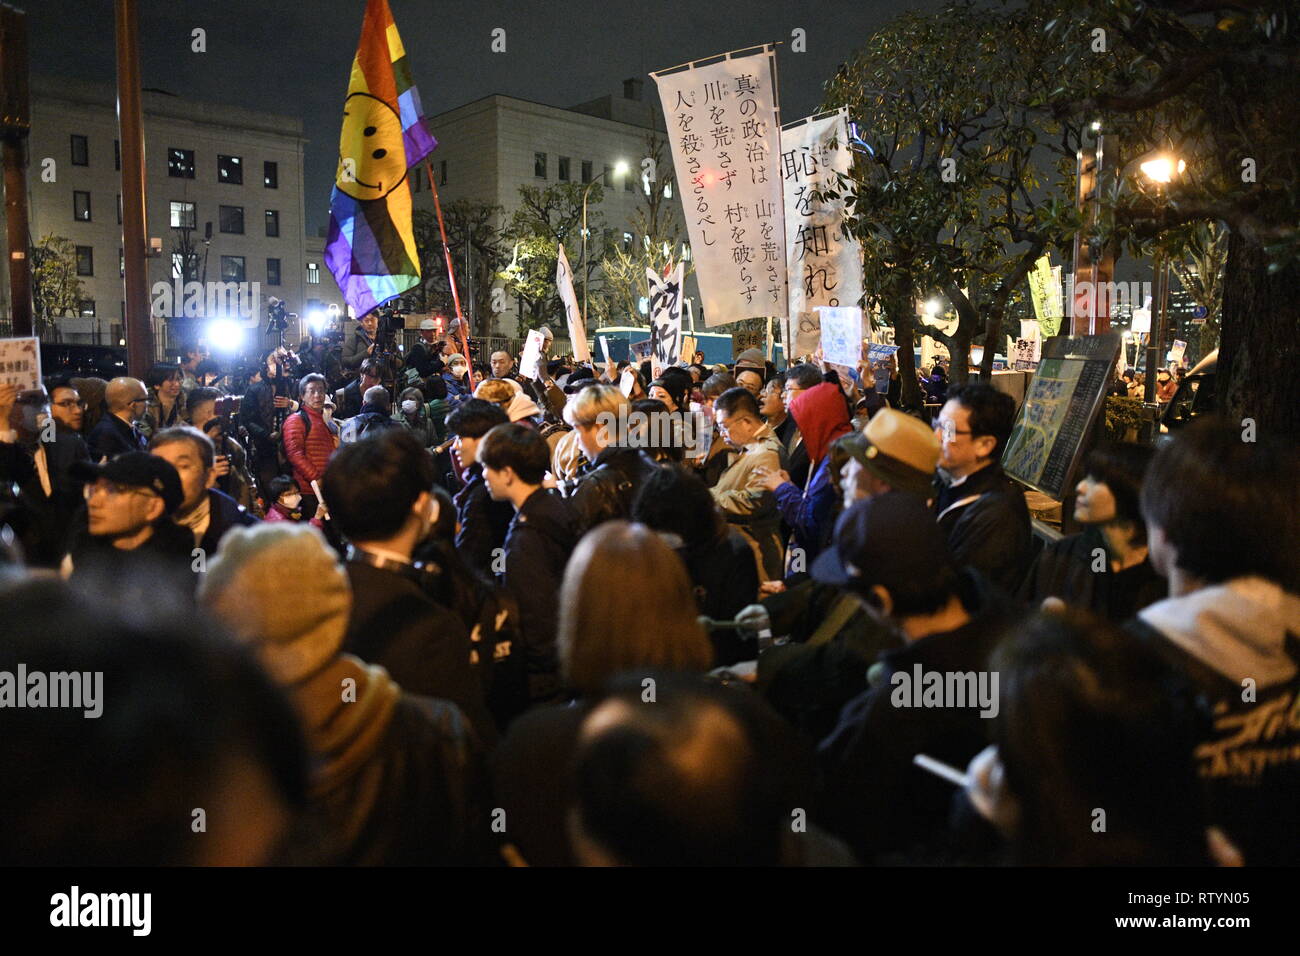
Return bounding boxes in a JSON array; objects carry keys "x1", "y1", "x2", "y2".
[{"x1": 424, "y1": 159, "x2": 476, "y2": 391}]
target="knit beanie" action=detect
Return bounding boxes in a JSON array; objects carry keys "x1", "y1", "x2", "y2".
[{"x1": 197, "y1": 523, "x2": 352, "y2": 685}]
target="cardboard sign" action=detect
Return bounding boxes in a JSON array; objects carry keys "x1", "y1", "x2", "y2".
[{"x1": 0, "y1": 337, "x2": 41, "y2": 392}]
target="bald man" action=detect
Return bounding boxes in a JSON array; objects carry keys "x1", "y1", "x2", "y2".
[{"x1": 87, "y1": 377, "x2": 149, "y2": 462}]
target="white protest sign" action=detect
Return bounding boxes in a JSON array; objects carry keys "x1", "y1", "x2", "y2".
[
  {"x1": 519, "y1": 329, "x2": 546, "y2": 380},
  {"x1": 782, "y1": 108, "x2": 861, "y2": 320},
  {"x1": 647, "y1": 263, "x2": 686, "y2": 369},
  {"x1": 0, "y1": 337, "x2": 41, "y2": 392},
  {"x1": 1169, "y1": 339, "x2": 1187, "y2": 365},
  {"x1": 556, "y1": 244, "x2": 591, "y2": 362},
  {"x1": 598, "y1": 335, "x2": 611, "y2": 366},
  {"x1": 816, "y1": 305, "x2": 862, "y2": 369},
  {"x1": 652, "y1": 45, "x2": 788, "y2": 327},
  {"x1": 793, "y1": 310, "x2": 820, "y2": 359}
]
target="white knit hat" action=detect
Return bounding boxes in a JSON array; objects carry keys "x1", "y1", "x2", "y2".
[{"x1": 197, "y1": 523, "x2": 352, "y2": 684}]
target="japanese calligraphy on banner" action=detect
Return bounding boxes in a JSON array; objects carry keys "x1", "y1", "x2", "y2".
[
  {"x1": 782, "y1": 108, "x2": 861, "y2": 320},
  {"x1": 647, "y1": 263, "x2": 686, "y2": 368},
  {"x1": 0, "y1": 337, "x2": 41, "y2": 391},
  {"x1": 652, "y1": 45, "x2": 787, "y2": 328},
  {"x1": 556, "y1": 244, "x2": 591, "y2": 362}
]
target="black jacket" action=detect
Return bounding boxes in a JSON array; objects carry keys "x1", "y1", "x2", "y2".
[
  {"x1": 196, "y1": 487, "x2": 258, "y2": 557},
  {"x1": 406, "y1": 341, "x2": 440, "y2": 379},
  {"x1": 240, "y1": 379, "x2": 278, "y2": 453},
  {"x1": 338, "y1": 379, "x2": 364, "y2": 419},
  {"x1": 87, "y1": 413, "x2": 145, "y2": 462},
  {"x1": 344, "y1": 560, "x2": 497, "y2": 746},
  {"x1": 501, "y1": 489, "x2": 580, "y2": 702},
  {"x1": 566, "y1": 446, "x2": 661, "y2": 533},
  {"x1": 773, "y1": 416, "x2": 811, "y2": 491},
  {"x1": 679, "y1": 531, "x2": 761, "y2": 666},
  {"x1": 66, "y1": 517, "x2": 198, "y2": 596},
  {"x1": 933, "y1": 462, "x2": 1033, "y2": 596},
  {"x1": 1020, "y1": 525, "x2": 1164, "y2": 620},
  {"x1": 817, "y1": 569, "x2": 1020, "y2": 862},
  {"x1": 453, "y1": 462, "x2": 514, "y2": 579},
  {"x1": 0, "y1": 427, "x2": 90, "y2": 567}
]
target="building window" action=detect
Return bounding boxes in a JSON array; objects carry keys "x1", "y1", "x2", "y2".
[
  {"x1": 307, "y1": 262, "x2": 320, "y2": 285},
  {"x1": 168, "y1": 148, "x2": 195, "y2": 179},
  {"x1": 534, "y1": 152, "x2": 547, "y2": 178},
  {"x1": 266, "y1": 258, "x2": 281, "y2": 286},
  {"x1": 622, "y1": 232, "x2": 633, "y2": 252},
  {"x1": 664, "y1": 181, "x2": 673, "y2": 199},
  {"x1": 171, "y1": 253, "x2": 186, "y2": 280},
  {"x1": 603, "y1": 164, "x2": 612, "y2": 185},
  {"x1": 220, "y1": 256, "x2": 246, "y2": 283},
  {"x1": 114, "y1": 140, "x2": 121, "y2": 171},
  {"x1": 558, "y1": 156, "x2": 570, "y2": 182},
  {"x1": 73, "y1": 191, "x2": 92, "y2": 222},
  {"x1": 116, "y1": 194, "x2": 122, "y2": 225},
  {"x1": 119, "y1": 248, "x2": 124, "y2": 278},
  {"x1": 439, "y1": 160, "x2": 447, "y2": 185},
  {"x1": 219, "y1": 205, "x2": 245, "y2": 234},
  {"x1": 624, "y1": 173, "x2": 632, "y2": 192},
  {"x1": 71, "y1": 134, "x2": 88, "y2": 167},
  {"x1": 581, "y1": 160, "x2": 593, "y2": 184},
  {"x1": 75, "y1": 245, "x2": 94, "y2": 276},
  {"x1": 169, "y1": 201, "x2": 196, "y2": 229},
  {"x1": 411, "y1": 166, "x2": 422, "y2": 192},
  {"x1": 217, "y1": 154, "x2": 243, "y2": 185},
  {"x1": 264, "y1": 209, "x2": 279, "y2": 237},
  {"x1": 79, "y1": 299, "x2": 96, "y2": 318},
  {"x1": 263, "y1": 161, "x2": 278, "y2": 189}
]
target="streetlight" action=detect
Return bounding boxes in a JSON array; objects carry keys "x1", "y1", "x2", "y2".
[
  {"x1": 1138, "y1": 153, "x2": 1185, "y2": 411},
  {"x1": 581, "y1": 160, "x2": 629, "y2": 327}
]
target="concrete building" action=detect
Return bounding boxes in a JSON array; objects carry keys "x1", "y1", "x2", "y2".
[
  {"x1": 7, "y1": 74, "x2": 313, "y2": 356},
  {"x1": 412, "y1": 79, "x2": 698, "y2": 341}
]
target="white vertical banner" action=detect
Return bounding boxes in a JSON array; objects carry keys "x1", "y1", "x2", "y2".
[
  {"x1": 652, "y1": 45, "x2": 787, "y2": 328},
  {"x1": 556, "y1": 244, "x2": 590, "y2": 362},
  {"x1": 782, "y1": 108, "x2": 861, "y2": 320},
  {"x1": 647, "y1": 263, "x2": 686, "y2": 368}
]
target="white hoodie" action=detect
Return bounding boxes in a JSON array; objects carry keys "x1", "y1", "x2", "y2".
[{"x1": 1138, "y1": 576, "x2": 1300, "y2": 689}]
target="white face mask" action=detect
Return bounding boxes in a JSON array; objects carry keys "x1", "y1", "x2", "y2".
[
  {"x1": 401, "y1": 399, "x2": 420, "y2": 415},
  {"x1": 280, "y1": 494, "x2": 302, "y2": 510},
  {"x1": 452, "y1": 365, "x2": 467, "y2": 379}
]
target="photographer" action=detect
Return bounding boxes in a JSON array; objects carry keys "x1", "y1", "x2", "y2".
[
  {"x1": 188, "y1": 386, "x2": 257, "y2": 512},
  {"x1": 342, "y1": 311, "x2": 378, "y2": 374},
  {"x1": 240, "y1": 349, "x2": 298, "y2": 503}
]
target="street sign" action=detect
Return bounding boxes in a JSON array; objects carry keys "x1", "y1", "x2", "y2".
[{"x1": 1192, "y1": 304, "x2": 1208, "y2": 319}]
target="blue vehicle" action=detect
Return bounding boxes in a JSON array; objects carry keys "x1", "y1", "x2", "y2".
[{"x1": 588, "y1": 326, "x2": 784, "y2": 367}]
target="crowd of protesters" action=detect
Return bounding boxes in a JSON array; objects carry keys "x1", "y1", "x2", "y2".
[{"x1": 0, "y1": 318, "x2": 1296, "y2": 868}]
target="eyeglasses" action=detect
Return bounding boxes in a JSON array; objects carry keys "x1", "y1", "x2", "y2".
[
  {"x1": 129, "y1": 397, "x2": 149, "y2": 406},
  {"x1": 935, "y1": 420, "x2": 973, "y2": 443},
  {"x1": 53, "y1": 399, "x2": 87, "y2": 409},
  {"x1": 84, "y1": 482, "x2": 159, "y2": 502}
]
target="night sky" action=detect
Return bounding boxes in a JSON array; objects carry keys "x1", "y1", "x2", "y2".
[{"x1": 30, "y1": 0, "x2": 945, "y2": 233}]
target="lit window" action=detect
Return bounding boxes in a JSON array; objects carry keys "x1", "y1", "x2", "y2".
[
  {"x1": 307, "y1": 262, "x2": 320, "y2": 285},
  {"x1": 168, "y1": 148, "x2": 195, "y2": 179},
  {"x1": 217, "y1": 154, "x2": 243, "y2": 185},
  {"x1": 169, "y1": 201, "x2": 196, "y2": 229}
]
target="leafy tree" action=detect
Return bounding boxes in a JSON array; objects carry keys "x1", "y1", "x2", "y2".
[
  {"x1": 497, "y1": 182, "x2": 608, "y2": 336},
  {"x1": 1046, "y1": 0, "x2": 1300, "y2": 435},
  {"x1": 596, "y1": 133, "x2": 694, "y2": 328},
  {"x1": 412, "y1": 201, "x2": 506, "y2": 339},
  {"x1": 821, "y1": 0, "x2": 1096, "y2": 404},
  {"x1": 1168, "y1": 221, "x2": 1227, "y2": 362},
  {"x1": 30, "y1": 235, "x2": 85, "y2": 338}
]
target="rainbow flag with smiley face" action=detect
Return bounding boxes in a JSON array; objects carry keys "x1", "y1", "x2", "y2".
[{"x1": 325, "y1": 0, "x2": 438, "y2": 318}]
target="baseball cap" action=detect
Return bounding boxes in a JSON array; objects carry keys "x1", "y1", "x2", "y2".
[
  {"x1": 811, "y1": 490, "x2": 953, "y2": 597},
  {"x1": 835, "y1": 408, "x2": 940, "y2": 498},
  {"x1": 71, "y1": 452, "x2": 184, "y2": 516}
]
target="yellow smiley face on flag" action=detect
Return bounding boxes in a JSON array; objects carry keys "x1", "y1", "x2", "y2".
[{"x1": 337, "y1": 91, "x2": 407, "y2": 200}]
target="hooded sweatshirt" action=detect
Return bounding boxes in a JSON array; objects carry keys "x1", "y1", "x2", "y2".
[
  {"x1": 775, "y1": 383, "x2": 852, "y2": 563},
  {"x1": 1135, "y1": 576, "x2": 1300, "y2": 866}
]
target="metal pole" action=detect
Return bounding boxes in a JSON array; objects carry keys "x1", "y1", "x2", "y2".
[
  {"x1": 0, "y1": 4, "x2": 32, "y2": 338},
  {"x1": 1143, "y1": 246, "x2": 1163, "y2": 406},
  {"x1": 424, "y1": 158, "x2": 475, "y2": 390},
  {"x1": 115, "y1": 0, "x2": 153, "y2": 376}
]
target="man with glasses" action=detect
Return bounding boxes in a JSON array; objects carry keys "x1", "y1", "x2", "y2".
[
  {"x1": 63, "y1": 451, "x2": 193, "y2": 582},
  {"x1": 931, "y1": 383, "x2": 1032, "y2": 594},
  {"x1": 711, "y1": 387, "x2": 788, "y2": 582},
  {"x1": 87, "y1": 377, "x2": 150, "y2": 462},
  {"x1": 0, "y1": 383, "x2": 91, "y2": 567},
  {"x1": 47, "y1": 377, "x2": 86, "y2": 434}
]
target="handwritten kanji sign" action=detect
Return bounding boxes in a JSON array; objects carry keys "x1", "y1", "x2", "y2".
[
  {"x1": 647, "y1": 263, "x2": 686, "y2": 368},
  {"x1": 652, "y1": 45, "x2": 787, "y2": 327}
]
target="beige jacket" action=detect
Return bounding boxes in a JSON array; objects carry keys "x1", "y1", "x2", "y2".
[{"x1": 711, "y1": 423, "x2": 788, "y2": 581}]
